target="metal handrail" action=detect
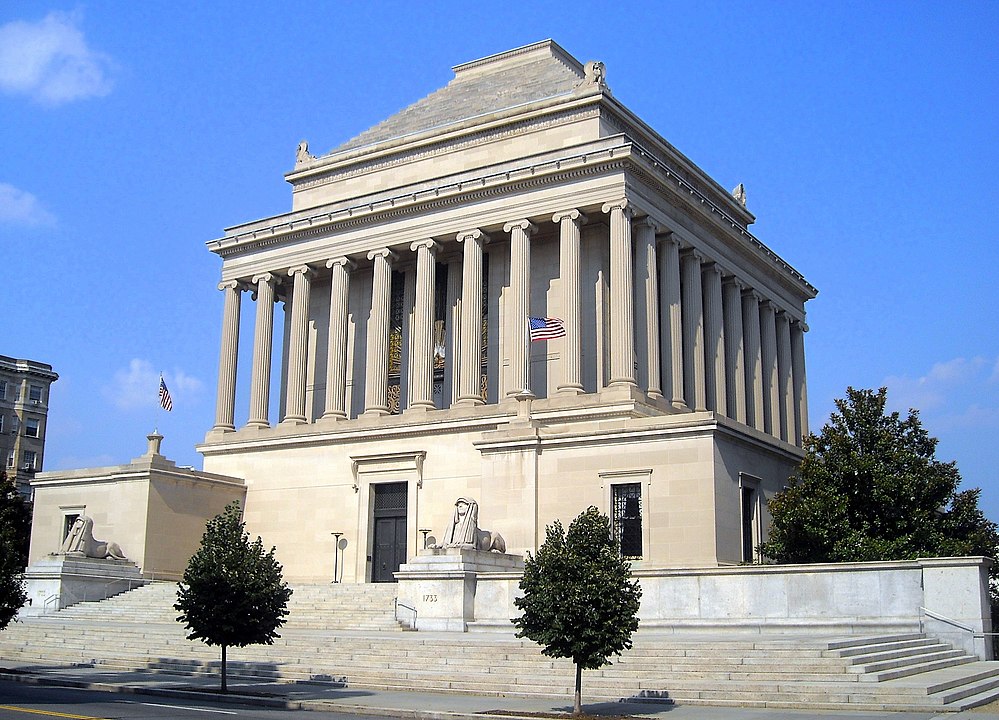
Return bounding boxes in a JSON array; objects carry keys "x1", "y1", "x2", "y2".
[
  {"x1": 919, "y1": 606, "x2": 999, "y2": 637},
  {"x1": 43, "y1": 594, "x2": 60, "y2": 613},
  {"x1": 394, "y1": 599, "x2": 417, "y2": 628}
]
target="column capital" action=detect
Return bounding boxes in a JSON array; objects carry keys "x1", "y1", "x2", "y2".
[
  {"x1": 722, "y1": 274, "x2": 745, "y2": 290},
  {"x1": 742, "y1": 287, "x2": 762, "y2": 302},
  {"x1": 679, "y1": 247, "x2": 705, "y2": 263},
  {"x1": 633, "y1": 216, "x2": 663, "y2": 233},
  {"x1": 456, "y1": 228, "x2": 490, "y2": 244},
  {"x1": 503, "y1": 219, "x2": 537, "y2": 235},
  {"x1": 287, "y1": 264, "x2": 316, "y2": 279},
  {"x1": 251, "y1": 272, "x2": 276, "y2": 286},
  {"x1": 601, "y1": 198, "x2": 631, "y2": 216},
  {"x1": 794, "y1": 319, "x2": 810, "y2": 333},
  {"x1": 552, "y1": 209, "x2": 587, "y2": 225},
  {"x1": 218, "y1": 279, "x2": 243, "y2": 292},
  {"x1": 326, "y1": 256, "x2": 355, "y2": 271},
  {"x1": 410, "y1": 238, "x2": 440, "y2": 253},
  {"x1": 701, "y1": 261, "x2": 723, "y2": 277},
  {"x1": 760, "y1": 298, "x2": 776, "y2": 311},
  {"x1": 367, "y1": 247, "x2": 397, "y2": 262}
]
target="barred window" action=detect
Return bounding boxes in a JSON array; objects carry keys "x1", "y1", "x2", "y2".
[{"x1": 612, "y1": 483, "x2": 643, "y2": 559}]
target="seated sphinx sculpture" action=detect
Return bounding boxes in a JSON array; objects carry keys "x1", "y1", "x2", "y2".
[
  {"x1": 433, "y1": 497, "x2": 506, "y2": 553},
  {"x1": 58, "y1": 516, "x2": 127, "y2": 561}
]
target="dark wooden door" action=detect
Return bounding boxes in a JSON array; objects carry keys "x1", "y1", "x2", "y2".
[{"x1": 372, "y1": 482, "x2": 408, "y2": 583}]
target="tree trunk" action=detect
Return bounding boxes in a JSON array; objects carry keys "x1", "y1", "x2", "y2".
[
  {"x1": 221, "y1": 645, "x2": 227, "y2": 694},
  {"x1": 573, "y1": 661, "x2": 582, "y2": 715}
]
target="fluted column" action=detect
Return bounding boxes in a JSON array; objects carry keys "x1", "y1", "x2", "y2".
[
  {"x1": 505, "y1": 219, "x2": 537, "y2": 397},
  {"x1": 247, "y1": 273, "x2": 277, "y2": 428},
  {"x1": 776, "y1": 311, "x2": 795, "y2": 443},
  {"x1": 602, "y1": 199, "x2": 636, "y2": 388},
  {"x1": 409, "y1": 239, "x2": 439, "y2": 411},
  {"x1": 282, "y1": 265, "x2": 314, "y2": 424},
  {"x1": 445, "y1": 257, "x2": 462, "y2": 407},
  {"x1": 759, "y1": 300, "x2": 779, "y2": 437},
  {"x1": 791, "y1": 320, "x2": 809, "y2": 444},
  {"x1": 364, "y1": 248, "x2": 395, "y2": 416},
  {"x1": 634, "y1": 218, "x2": 662, "y2": 399},
  {"x1": 658, "y1": 234, "x2": 686, "y2": 410},
  {"x1": 554, "y1": 209, "x2": 586, "y2": 395},
  {"x1": 213, "y1": 280, "x2": 242, "y2": 432},
  {"x1": 456, "y1": 229, "x2": 490, "y2": 406},
  {"x1": 722, "y1": 277, "x2": 746, "y2": 424},
  {"x1": 680, "y1": 250, "x2": 706, "y2": 411},
  {"x1": 702, "y1": 263, "x2": 726, "y2": 413},
  {"x1": 742, "y1": 289, "x2": 765, "y2": 431},
  {"x1": 322, "y1": 257, "x2": 353, "y2": 421}
]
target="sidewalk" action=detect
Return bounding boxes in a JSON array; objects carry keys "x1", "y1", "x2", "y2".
[{"x1": 4, "y1": 661, "x2": 999, "y2": 720}]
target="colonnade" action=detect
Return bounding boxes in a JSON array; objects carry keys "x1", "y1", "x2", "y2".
[{"x1": 212, "y1": 199, "x2": 808, "y2": 446}]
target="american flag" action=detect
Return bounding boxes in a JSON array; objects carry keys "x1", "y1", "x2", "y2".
[
  {"x1": 159, "y1": 377, "x2": 173, "y2": 412},
  {"x1": 529, "y1": 317, "x2": 566, "y2": 341}
]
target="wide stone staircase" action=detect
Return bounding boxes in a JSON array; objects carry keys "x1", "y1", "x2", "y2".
[{"x1": 3, "y1": 581, "x2": 999, "y2": 711}]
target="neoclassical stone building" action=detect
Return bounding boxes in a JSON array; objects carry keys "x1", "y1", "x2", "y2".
[{"x1": 198, "y1": 40, "x2": 816, "y2": 584}]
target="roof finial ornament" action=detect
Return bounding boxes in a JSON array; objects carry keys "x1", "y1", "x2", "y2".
[
  {"x1": 732, "y1": 183, "x2": 747, "y2": 207},
  {"x1": 295, "y1": 140, "x2": 316, "y2": 166},
  {"x1": 583, "y1": 60, "x2": 607, "y2": 90}
]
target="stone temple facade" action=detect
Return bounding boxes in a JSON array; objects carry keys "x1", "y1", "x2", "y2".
[{"x1": 197, "y1": 40, "x2": 816, "y2": 584}]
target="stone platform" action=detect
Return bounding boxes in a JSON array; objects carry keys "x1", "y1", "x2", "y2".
[{"x1": 19, "y1": 555, "x2": 146, "y2": 616}]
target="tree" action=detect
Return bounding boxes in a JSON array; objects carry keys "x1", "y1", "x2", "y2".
[
  {"x1": 761, "y1": 387, "x2": 999, "y2": 587},
  {"x1": 174, "y1": 502, "x2": 292, "y2": 692},
  {"x1": 0, "y1": 470, "x2": 31, "y2": 631},
  {"x1": 514, "y1": 506, "x2": 642, "y2": 716}
]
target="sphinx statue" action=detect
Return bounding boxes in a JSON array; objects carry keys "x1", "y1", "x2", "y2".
[
  {"x1": 434, "y1": 497, "x2": 506, "y2": 553},
  {"x1": 58, "y1": 516, "x2": 127, "y2": 561}
]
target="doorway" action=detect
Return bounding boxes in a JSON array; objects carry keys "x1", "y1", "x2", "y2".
[{"x1": 372, "y1": 482, "x2": 408, "y2": 582}]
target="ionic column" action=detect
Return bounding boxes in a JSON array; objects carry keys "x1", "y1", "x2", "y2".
[
  {"x1": 504, "y1": 219, "x2": 537, "y2": 397},
  {"x1": 456, "y1": 229, "x2": 490, "y2": 406},
  {"x1": 634, "y1": 217, "x2": 662, "y2": 399},
  {"x1": 213, "y1": 280, "x2": 242, "y2": 432},
  {"x1": 776, "y1": 311, "x2": 796, "y2": 443},
  {"x1": 364, "y1": 248, "x2": 396, "y2": 416},
  {"x1": 680, "y1": 250, "x2": 706, "y2": 411},
  {"x1": 322, "y1": 257, "x2": 354, "y2": 421},
  {"x1": 702, "y1": 263, "x2": 726, "y2": 414},
  {"x1": 742, "y1": 289, "x2": 764, "y2": 431},
  {"x1": 602, "y1": 199, "x2": 636, "y2": 388},
  {"x1": 554, "y1": 209, "x2": 586, "y2": 395},
  {"x1": 759, "y1": 300, "x2": 779, "y2": 437},
  {"x1": 658, "y1": 233, "x2": 686, "y2": 410},
  {"x1": 722, "y1": 276, "x2": 746, "y2": 424},
  {"x1": 445, "y1": 257, "x2": 462, "y2": 407},
  {"x1": 247, "y1": 273, "x2": 277, "y2": 429},
  {"x1": 409, "y1": 239, "x2": 439, "y2": 411},
  {"x1": 791, "y1": 320, "x2": 809, "y2": 444},
  {"x1": 283, "y1": 265, "x2": 314, "y2": 425}
]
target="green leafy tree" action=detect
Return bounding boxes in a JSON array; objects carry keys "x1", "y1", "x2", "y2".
[
  {"x1": 761, "y1": 387, "x2": 999, "y2": 586},
  {"x1": 0, "y1": 470, "x2": 31, "y2": 631},
  {"x1": 175, "y1": 502, "x2": 292, "y2": 692},
  {"x1": 514, "y1": 506, "x2": 642, "y2": 716}
]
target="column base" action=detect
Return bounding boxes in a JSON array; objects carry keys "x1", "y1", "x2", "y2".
[
  {"x1": 404, "y1": 403, "x2": 435, "y2": 415},
  {"x1": 557, "y1": 385, "x2": 585, "y2": 396},
  {"x1": 454, "y1": 396, "x2": 485, "y2": 408},
  {"x1": 279, "y1": 416, "x2": 307, "y2": 427},
  {"x1": 362, "y1": 407, "x2": 390, "y2": 418},
  {"x1": 244, "y1": 420, "x2": 271, "y2": 430}
]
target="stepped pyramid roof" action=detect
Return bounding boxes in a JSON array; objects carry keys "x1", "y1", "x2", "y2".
[{"x1": 333, "y1": 39, "x2": 590, "y2": 154}]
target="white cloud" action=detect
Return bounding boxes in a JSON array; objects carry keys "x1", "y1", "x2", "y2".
[
  {"x1": 884, "y1": 357, "x2": 988, "y2": 413},
  {"x1": 0, "y1": 11, "x2": 114, "y2": 105},
  {"x1": 0, "y1": 182, "x2": 56, "y2": 226},
  {"x1": 103, "y1": 359, "x2": 203, "y2": 411}
]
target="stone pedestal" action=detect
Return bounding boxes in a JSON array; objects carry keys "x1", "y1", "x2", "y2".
[
  {"x1": 395, "y1": 548, "x2": 524, "y2": 632},
  {"x1": 19, "y1": 555, "x2": 146, "y2": 617}
]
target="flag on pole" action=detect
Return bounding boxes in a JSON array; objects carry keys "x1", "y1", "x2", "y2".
[
  {"x1": 159, "y1": 376, "x2": 173, "y2": 412},
  {"x1": 529, "y1": 317, "x2": 566, "y2": 341}
]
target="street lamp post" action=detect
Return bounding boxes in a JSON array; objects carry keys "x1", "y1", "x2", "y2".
[{"x1": 331, "y1": 532, "x2": 343, "y2": 583}]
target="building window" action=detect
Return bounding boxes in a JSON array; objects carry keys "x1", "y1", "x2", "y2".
[
  {"x1": 0, "y1": 380, "x2": 6, "y2": 399},
  {"x1": 612, "y1": 482, "x2": 643, "y2": 559},
  {"x1": 23, "y1": 450, "x2": 37, "y2": 470},
  {"x1": 25, "y1": 418, "x2": 40, "y2": 438},
  {"x1": 5, "y1": 451, "x2": 13, "y2": 469},
  {"x1": 28, "y1": 385, "x2": 43, "y2": 403},
  {"x1": 0, "y1": 414, "x2": 4, "y2": 433},
  {"x1": 740, "y1": 474, "x2": 762, "y2": 563}
]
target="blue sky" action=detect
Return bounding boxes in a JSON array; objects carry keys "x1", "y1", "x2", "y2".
[{"x1": 2, "y1": 3, "x2": 997, "y2": 516}]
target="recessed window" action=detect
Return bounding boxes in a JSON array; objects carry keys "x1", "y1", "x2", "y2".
[
  {"x1": 5, "y1": 451, "x2": 13, "y2": 469},
  {"x1": 25, "y1": 418, "x2": 40, "y2": 438},
  {"x1": 23, "y1": 450, "x2": 37, "y2": 470},
  {"x1": 28, "y1": 385, "x2": 43, "y2": 403},
  {"x1": 0, "y1": 414, "x2": 4, "y2": 433},
  {"x1": 0, "y1": 381, "x2": 6, "y2": 400},
  {"x1": 612, "y1": 482, "x2": 643, "y2": 559}
]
